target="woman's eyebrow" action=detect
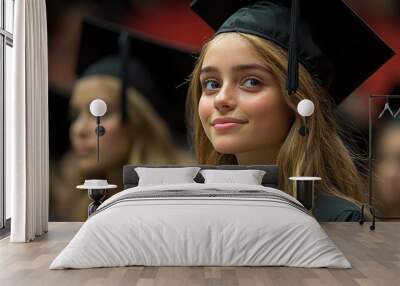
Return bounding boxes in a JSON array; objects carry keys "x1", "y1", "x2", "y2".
[
  {"x1": 232, "y1": 64, "x2": 271, "y2": 73},
  {"x1": 200, "y1": 66, "x2": 218, "y2": 75},
  {"x1": 200, "y1": 64, "x2": 272, "y2": 76}
]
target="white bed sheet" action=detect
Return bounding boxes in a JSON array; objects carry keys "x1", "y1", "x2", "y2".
[{"x1": 50, "y1": 183, "x2": 350, "y2": 269}]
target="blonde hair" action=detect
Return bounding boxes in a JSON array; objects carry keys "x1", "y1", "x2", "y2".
[{"x1": 186, "y1": 32, "x2": 366, "y2": 203}]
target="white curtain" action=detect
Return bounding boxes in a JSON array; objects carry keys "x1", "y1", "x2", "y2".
[{"x1": 7, "y1": 0, "x2": 49, "y2": 242}]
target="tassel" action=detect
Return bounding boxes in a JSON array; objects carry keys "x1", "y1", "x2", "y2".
[
  {"x1": 119, "y1": 31, "x2": 130, "y2": 124},
  {"x1": 287, "y1": 0, "x2": 300, "y2": 96}
]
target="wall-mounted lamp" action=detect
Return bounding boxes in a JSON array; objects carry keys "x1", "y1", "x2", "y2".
[
  {"x1": 89, "y1": 99, "x2": 107, "y2": 162},
  {"x1": 290, "y1": 99, "x2": 319, "y2": 212},
  {"x1": 297, "y1": 99, "x2": 314, "y2": 162}
]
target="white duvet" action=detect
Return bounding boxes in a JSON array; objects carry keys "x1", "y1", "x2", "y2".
[{"x1": 50, "y1": 183, "x2": 351, "y2": 269}]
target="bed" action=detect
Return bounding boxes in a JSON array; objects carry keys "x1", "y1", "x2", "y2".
[{"x1": 50, "y1": 165, "x2": 350, "y2": 269}]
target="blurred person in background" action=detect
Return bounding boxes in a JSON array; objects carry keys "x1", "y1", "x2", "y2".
[
  {"x1": 49, "y1": 18, "x2": 196, "y2": 221},
  {"x1": 374, "y1": 114, "x2": 400, "y2": 218},
  {"x1": 46, "y1": 0, "x2": 210, "y2": 221}
]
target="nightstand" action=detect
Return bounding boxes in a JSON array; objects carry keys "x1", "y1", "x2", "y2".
[{"x1": 77, "y1": 180, "x2": 117, "y2": 216}]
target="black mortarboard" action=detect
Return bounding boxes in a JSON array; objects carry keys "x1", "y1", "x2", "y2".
[
  {"x1": 77, "y1": 17, "x2": 196, "y2": 136},
  {"x1": 190, "y1": 0, "x2": 394, "y2": 104}
]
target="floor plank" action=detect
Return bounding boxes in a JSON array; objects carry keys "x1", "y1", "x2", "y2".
[{"x1": 0, "y1": 222, "x2": 399, "y2": 286}]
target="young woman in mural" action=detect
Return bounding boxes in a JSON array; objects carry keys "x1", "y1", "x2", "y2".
[{"x1": 186, "y1": 0, "x2": 394, "y2": 221}]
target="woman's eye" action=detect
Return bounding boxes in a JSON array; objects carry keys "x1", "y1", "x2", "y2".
[
  {"x1": 242, "y1": 78, "x2": 261, "y2": 88},
  {"x1": 203, "y1": 79, "x2": 220, "y2": 90},
  {"x1": 68, "y1": 110, "x2": 80, "y2": 123}
]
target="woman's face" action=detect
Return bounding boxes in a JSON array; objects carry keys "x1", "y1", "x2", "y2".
[
  {"x1": 70, "y1": 76, "x2": 133, "y2": 173},
  {"x1": 198, "y1": 33, "x2": 293, "y2": 162},
  {"x1": 376, "y1": 126, "x2": 400, "y2": 207}
]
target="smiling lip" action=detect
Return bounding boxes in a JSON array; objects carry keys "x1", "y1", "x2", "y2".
[
  {"x1": 75, "y1": 146, "x2": 93, "y2": 156},
  {"x1": 211, "y1": 117, "x2": 248, "y2": 131}
]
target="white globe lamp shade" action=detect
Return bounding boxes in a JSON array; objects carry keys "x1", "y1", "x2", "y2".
[
  {"x1": 297, "y1": 99, "x2": 315, "y2": 117},
  {"x1": 90, "y1": 99, "x2": 107, "y2": 117}
]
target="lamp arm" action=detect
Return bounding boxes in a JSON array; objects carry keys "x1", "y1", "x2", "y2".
[
  {"x1": 97, "y1": 117, "x2": 100, "y2": 163},
  {"x1": 304, "y1": 116, "x2": 308, "y2": 168}
]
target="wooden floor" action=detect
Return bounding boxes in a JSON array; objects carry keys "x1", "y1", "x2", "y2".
[{"x1": 0, "y1": 222, "x2": 399, "y2": 286}]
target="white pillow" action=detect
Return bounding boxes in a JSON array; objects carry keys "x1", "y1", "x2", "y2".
[
  {"x1": 135, "y1": 167, "x2": 201, "y2": 186},
  {"x1": 200, "y1": 169, "x2": 266, "y2": 185}
]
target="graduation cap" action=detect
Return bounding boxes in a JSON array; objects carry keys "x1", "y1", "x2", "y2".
[
  {"x1": 77, "y1": 17, "x2": 196, "y2": 135},
  {"x1": 190, "y1": 0, "x2": 395, "y2": 104}
]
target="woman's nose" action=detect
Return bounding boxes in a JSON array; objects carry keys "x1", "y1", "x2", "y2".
[
  {"x1": 71, "y1": 115, "x2": 93, "y2": 138},
  {"x1": 214, "y1": 85, "x2": 237, "y2": 113}
]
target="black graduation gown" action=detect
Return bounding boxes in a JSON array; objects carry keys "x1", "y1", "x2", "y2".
[{"x1": 313, "y1": 193, "x2": 362, "y2": 222}]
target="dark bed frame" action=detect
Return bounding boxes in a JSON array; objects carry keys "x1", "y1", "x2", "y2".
[{"x1": 123, "y1": 165, "x2": 279, "y2": 189}]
